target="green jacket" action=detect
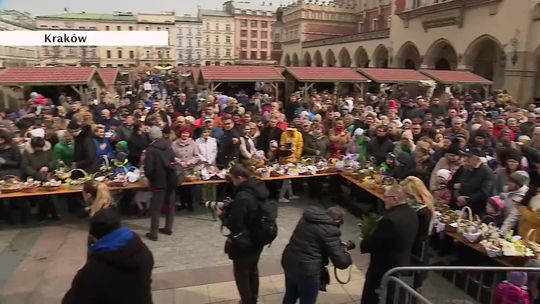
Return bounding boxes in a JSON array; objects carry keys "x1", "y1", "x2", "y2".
[
  {"x1": 356, "y1": 135, "x2": 369, "y2": 164},
  {"x1": 54, "y1": 140, "x2": 74, "y2": 166}
]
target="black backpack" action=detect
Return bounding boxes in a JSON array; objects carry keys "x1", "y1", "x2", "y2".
[{"x1": 252, "y1": 198, "x2": 278, "y2": 246}]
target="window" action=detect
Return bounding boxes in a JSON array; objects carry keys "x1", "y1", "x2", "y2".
[
  {"x1": 118, "y1": 64, "x2": 123, "y2": 67},
  {"x1": 145, "y1": 26, "x2": 150, "y2": 31},
  {"x1": 261, "y1": 51, "x2": 267, "y2": 59},
  {"x1": 78, "y1": 26, "x2": 85, "y2": 29},
  {"x1": 215, "y1": 23, "x2": 219, "y2": 30},
  {"x1": 241, "y1": 19, "x2": 248, "y2": 27},
  {"x1": 157, "y1": 50, "x2": 162, "y2": 58},
  {"x1": 206, "y1": 49, "x2": 210, "y2": 56},
  {"x1": 241, "y1": 30, "x2": 247, "y2": 37},
  {"x1": 89, "y1": 26, "x2": 96, "y2": 30},
  {"x1": 197, "y1": 52, "x2": 201, "y2": 60},
  {"x1": 225, "y1": 24, "x2": 231, "y2": 31},
  {"x1": 166, "y1": 50, "x2": 170, "y2": 58},
  {"x1": 412, "y1": 0, "x2": 421, "y2": 8},
  {"x1": 106, "y1": 50, "x2": 111, "y2": 58},
  {"x1": 250, "y1": 20, "x2": 258, "y2": 27},
  {"x1": 188, "y1": 39, "x2": 192, "y2": 46},
  {"x1": 52, "y1": 25, "x2": 59, "y2": 29},
  {"x1": 387, "y1": 16, "x2": 392, "y2": 28},
  {"x1": 251, "y1": 41, "x2": 257, "y2": 48},
  {"x1": 251, "y1": 30, "x2": 257, "y2": 38},
  {"x1": 206, "y1": 35, "x2": 209, "y2": 42},
  {"x1": 197, "y1": 40, "x2": 201, "y2": 47},
  {"x1": 178, "y1": 53, "x2": 183, "y2": 60},
  {"x1": 215, "y1": 36, "x2": 219, "y2": 43},
  {"x1": 129, "y1": 50, "x2": 134, "y2": 59},
  {"x1": 261, "y1": 31, "x2": 268, "y2": 39},
  {"x1": 165, "y1": 27, "x2": 169, "y2": 31},
  {"x1": 225, "y1": 36, "x2": 231, "y2": 43},
  {"x1": 157, "y1": 27, "x2": 161, "y2": 31},
  {"x1": 240, "y1": 51, "x2": 247, "y2": 59},
  {"x1": 261, "y1": 21, "x2": 268, "y2": 28},
  {"x1": 105, "y1": 25, "x2": 110, "y2": 31},
  {"x1": 178, "y1": 39, "x2": 182, "y2": 46},
  {"x1": 226, "y1": 49, "x2": 231, "y2": 57},
  {"x1": 117, "y1": 26, "x2": 121, "y2": 31},
  {"x1": 250, "y1": 51, "x2": 257, "y2": 59},
  {"x1": 205, "y1": 61, "x2": 211, "y2": 65},
  {"x1": 146, "y1": 50, "x2": 150, "y2": 58},
  {"x1": 106, "y1": 64, "x2": 113, "y2": 67},
  {"x1": 118, "y1": 50, "x2": 122, "y2": 58},
  {"x1": 240, "y1": 40, "x2": 247, "y2": 47},
  {"x1": 129, "y1": 26, "x2": 133, "y2": 31},
  {"x1": 372, "y1": 18, "x2": 378, "y2": 31},
  {"x1": 188, "y1": 27, "x2": 192, "y2": 35},
  {"x1": 261, "y1": 41, "x2": 267, "y2": 48},
  {"x1": 215, "y1": 48, "x2": 220, "y2": 56},
  {"x1": 215, "y1": 61, "x2": 220, "y2": 66}
]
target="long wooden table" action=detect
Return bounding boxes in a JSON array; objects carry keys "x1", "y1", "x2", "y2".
[
  {"x1": 0, "y1": 172, "x2": 340, "y2": 199},
  {"x1": 340, "y1": 174, "x2": 385, "y2": 201}
]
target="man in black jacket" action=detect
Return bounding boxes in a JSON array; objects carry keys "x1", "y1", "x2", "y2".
[
  {"x1": 63, "y1": 208, "x2": 154, "y2": 304},
  {"x1": 217, "y1": 164, "x2": 269, "y2": 304},
  {"x1": 368, "y1": 125, "x2": 395, "y2": 165},
  {"x1": 257, "y1": 117, "x2": 282, "y2": 151},
  {"x1": 360, "y1": 185, "x2": 418, "y2": 304},
  {"x1": 144, "y1": 126, "x2": 176, "y2": 241},
  {"x1": 449, "y1": 147, "x2": 493, "y2": 215},
  {"x1": 70, "y1": 121, "x2": 98, "y2": 174},
  {"x1": 282, "y1": 206, "x2": 352, "y2": 304},
  {"x1": 218, "y1": 117, "x2": 240, "y2": 166}
]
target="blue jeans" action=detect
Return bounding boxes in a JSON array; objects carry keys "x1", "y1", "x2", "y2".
[{"x1": 283, "y1": 272, "x2": 320, "y2": 304}]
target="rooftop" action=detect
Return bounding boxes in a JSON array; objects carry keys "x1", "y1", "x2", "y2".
[
  {"x1": 200, "y1": 65, "x2": 284, "y2": 82},
  {"x1": 229, "y1": 1, "x2": 279, "y2": 12},
  {"x1": 0, "y1": 67, "x2": 103, "y2": 86},
  {"x1": 36, "y1": 12, "x2": 137, "y2": 22},
  {"x1": 175, "y1": 16, "x2": 201, "y2": 23},
  {"x1": 198, "y1": 9, "x2": 233, "y2": 17}
]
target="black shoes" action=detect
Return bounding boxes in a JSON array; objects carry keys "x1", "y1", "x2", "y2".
[
  {"x1": 145, "y1": 233, "x2": 158, "y2": 241},
  {"x1": 158, "y1": 228, "x2": 173, "y2": 235}
]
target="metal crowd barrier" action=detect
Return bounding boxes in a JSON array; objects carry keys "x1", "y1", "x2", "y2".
[{"x1": 379, "y1": 266, "x2": 540, "y2": 304}]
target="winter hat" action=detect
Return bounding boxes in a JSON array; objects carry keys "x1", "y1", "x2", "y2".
[
  {"x1": 402, "y1": 118, "x2": 412, "y2": 125},
  {"x1": 509, "y1": 170, "x2": 530, "y2": 187},
  {"x1": 148, "y1": 126, "x2": 163, "y2": 141},
  {"x1": 116, "y1": 140, "x2": 128, "y2": 151},
  {"x1": 487, "y1": 196, "x2": 504, "y2": 212},
  {"x1": 506, "y1": 150, "x2": 522, "y2": 162},
  {"x1": 89, "y1": 207, "x2": 121, "y2": 239},
  {"x1": 507, "y1": 271, "x2": 528, "y2": 287},
  {"x1": 67, "y1": 120, "x2": 82, "y2": 133},
  {"x1": 29, "y1": 128, "x2": 45, "y2": 138},
  {"x1": 436, "y1": 169, "x2": 452, "y2": 181},
  {"x1": 474, "y1": 130, "x2": 488, "y2": 139}
]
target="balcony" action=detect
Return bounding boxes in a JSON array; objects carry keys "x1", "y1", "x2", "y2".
[{"x1": 302, "y1": 29, "x2": 390, "y2": 48}]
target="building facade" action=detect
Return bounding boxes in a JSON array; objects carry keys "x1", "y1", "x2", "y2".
[
  {"x1": 175, "y1": 15, "x2": 203, "y2": 66},
  {"x1": 199, "y1": 9, "x2": 235, "y2": 66},
  {"x1": 0, "y1": 10, "x2": 39, "y2": 68},
  {"x1": 137, "y1": 12, "x2": 177, "y2": 67},
  {"x1": 223, "y1": 1, "x2": 277, "y2": 65},
  {"x1": 276, "y1": 0, "x2": 540, "y2": 104}
]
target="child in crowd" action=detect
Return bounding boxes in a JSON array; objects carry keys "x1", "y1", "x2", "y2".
[
  {"x1": 494, "y1": 271, "x2": 530, "y2": 304},
  {"x1": 379, "y1": 152, "x2": 396, "y2": 176},
  {"x1": 484, "y1": 196, "x2": 505, "y2": 227},
  {"x1": 434, "y1": 169, "x2": 452, "y2": 205}
]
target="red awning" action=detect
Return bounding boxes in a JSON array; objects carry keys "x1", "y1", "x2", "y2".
[
  {"x1": 98, "y1": 67, "x2": 119, "y2": 86},
  {"x1": 0, "y1": 67, "x2": 100, "y2": 86},
  {"x1": 420, "y1": 70, "x2": 493, "y2": 85},
  {"x1": 358, "y1": 68, "x2": 431, "y2": 83},
  {"x1": 200, "y1": 65, "x2": 284, "y2": 82},
  {"x1": 286, "y1": 67, "x2": 368, "y2": 83}
]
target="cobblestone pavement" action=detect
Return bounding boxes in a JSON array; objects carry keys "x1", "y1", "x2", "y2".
[{"x1": 0, "y1": 193, "x2": 477, "y2": 304}]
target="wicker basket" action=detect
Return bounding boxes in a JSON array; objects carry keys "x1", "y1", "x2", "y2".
[
  {"x1": 0, "y1": 175, "x2": 22, "y2": 193},
  {"x1": 22, "y1": 186, "x2": 40, "y2": 193},
  {"x1": 42, "y1": 185, "x2": 61, "y2": 192}
]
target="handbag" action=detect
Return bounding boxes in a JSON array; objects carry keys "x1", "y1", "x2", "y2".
[{"x1": 319, "y1": 267, "x2": 330, "y2": 292}]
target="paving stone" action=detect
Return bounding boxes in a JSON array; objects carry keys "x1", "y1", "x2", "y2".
[
  {"x1": 152, "y1": 289, "x2": 175, "y2": 304},
  {"x1": 207, "y1": 281, "x2": 240, "y2": 302},
  {"x1": 174, "y1": 285, "x2": 211, "y2": 304}
]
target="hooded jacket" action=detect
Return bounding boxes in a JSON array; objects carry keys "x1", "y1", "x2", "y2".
[
  {"x1": 62, "y1": 228, "x2": 154, "y2": 304},
  {"x1": 21, "y1": 141, "x2": 56, "y2": 181},
  {"x1": 221, "y1": 178, "x2": 269, "y2": 258},
  {"x1": 144, "y1": 138, "x2": 176, "y2": 189},
  {"x1": 281, "y1": 206, "x2": 352, "y2": 276},
  {"x1": 279, "y1": 128, "x2": 303, "y2": 163},
  {"x1": 54, "y1": 139, "x2": 74, "y2": 165},
  {"x1": 73, "y1": 124, "x2": 98, "y2": 173}
]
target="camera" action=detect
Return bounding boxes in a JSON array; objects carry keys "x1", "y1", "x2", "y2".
[
  {"x1": 342, "y1": 240, "x2": 356, "y2": 251},
  {"x1": 204, "y1": 201, "x2": 225, "y2": 211}
]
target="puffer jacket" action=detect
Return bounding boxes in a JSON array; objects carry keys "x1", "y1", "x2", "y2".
[
  {"x1": 303, "y1": 133, "x2": 330, "y2": 158},
  {"x1": 279, "y1": 128, "x2": 303, "y2": 163},
  {"x1": 501, "y1": 185, "x2": 529, "y2": 233},
  {"x1": 54, "y1": 139, "x2": 74, "y2": 165},
  {"x1": 282, "y1": 206, "x2": 352, "y2": 276},
  {"x1": 21, "y1": 141, "x2": 56, "y2": 181},
  {"x1": 171, "y1": 138, "x2": 199, "y2": 166},
  {"x1": 0, "y1": 142, "x2": 22, "y2": 177}
]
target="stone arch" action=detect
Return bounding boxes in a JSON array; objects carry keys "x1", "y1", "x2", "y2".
[
  {"x1": 423, "y1": 39, "x2": 458, "y2": 70},
  {"x1": 354, "y1": 46, "x2": 369, "y2": 67},
  {"x1": 325, "y1": 49, "x2": 337, "y2": 67},
  {"x1": 395, "y1": 41, "x2": 421, "y2": 69},
  {"x1": 303, "y1": 52, "x2": 312, "y2": 66},
  {"x1": 284, "y1": 53, "x2": 291, "y2": 66},
  {"x1": 534, "y1": 46, "x2": 540, "y2": 100},
  {"x1": 313, "y1": 50, "x2": 323, "y2": 67},
  {"x1": 372, "y1": 44, "x2": 389, "y2": 68},
  {"x1": 292, "y1": 53, "x2": 300, "y2": 66},
  {"x1": 338, "y1": 47, "x2": 352, "y2": 67},
  {"x1": 463, "y1": 34, "x2": 504, "y2": 86}
]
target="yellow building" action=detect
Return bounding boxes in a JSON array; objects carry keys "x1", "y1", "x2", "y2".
[
  {"x1": 0, "y1": 10, "x2": 39, "y2": 67},
  {"x1": 137, "y1": 12, "x2": 177, "y2": 67},
  {"x1": 199, "y1": 9, "x2": 235, "y2": 66}
]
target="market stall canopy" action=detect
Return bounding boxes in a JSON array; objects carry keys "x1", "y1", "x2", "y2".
[
  {"x1": 357, "y1": 68, "x2": 431, "y2": 83},
  {"x1": 179, "y1": 66, "x2": 201, "y2": 83},
  {"x1": 200, "y1": 65, "x2": 285, "y2": 82},
  {"x1": 0, "y1": 66, "x2": 105, "y2": 86},
  {"x1": 98, "y1": 67, "x2": 119, "y2": 87},
  {"x1": 286, "y1": 67, "x2": 368, "y2": 83},
  {"x1": 420, "y1": 70, "x2": 493, "y2": 85}
]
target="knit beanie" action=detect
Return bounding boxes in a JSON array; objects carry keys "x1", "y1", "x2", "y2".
[
  {"x1": 148, "y1": 126, "x2": 163, "y2": 141},
  {"x1": 507, "y1": 271, "x2": 528, "y2": 287},
  {"x1": 116, "y1": 140, "x2": 128, "y2": 151},
  {"x1": 509, "y1": 170, "x2": 530, "y2": 187},
  {"x1": 67, "y1": 120, "x2": 82, "y2": 133},
  {"x1": 487, "y1": 196, "x2": 504, "y2": 212}
]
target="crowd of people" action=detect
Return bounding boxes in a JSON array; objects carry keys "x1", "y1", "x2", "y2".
[{"x1": 1, "y1": 81, "x2": 540, "y2": 303}]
